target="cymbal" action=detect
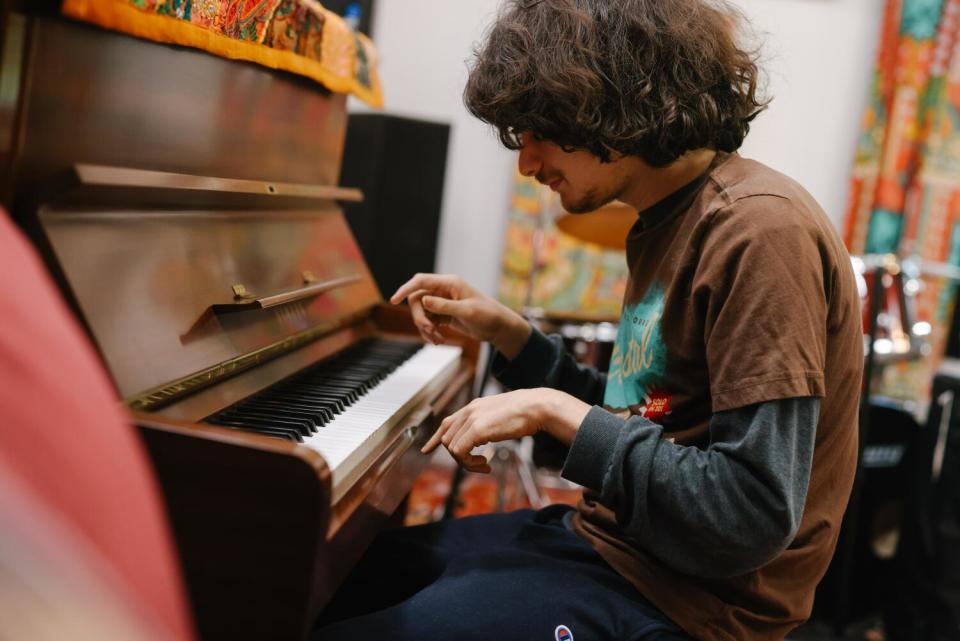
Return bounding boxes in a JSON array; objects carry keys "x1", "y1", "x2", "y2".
[
  {"x1": 525, "y1": 307, "x2": 620, "y2": 325},
  {"x1": 555, "y1": 202, "x2": 637, "y2": 251},
  {"x1": 853, "y1": 253, "x2": 960, "y2": 281}
]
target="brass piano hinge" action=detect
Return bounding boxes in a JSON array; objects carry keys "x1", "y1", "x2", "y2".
[
  {"x1": 126, "y1": 308, "x2": 374, "y2": 412},
  {"x1": 232, "y1": 283, "x2": 255, "y2": 300}
]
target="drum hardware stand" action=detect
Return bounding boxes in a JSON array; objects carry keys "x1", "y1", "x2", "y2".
[
  {"x1": 441, "y1": 343, "x2": 546, "y2": 520},
  {"x1": 833, "y1": 262, "x2": 884, "y2": 638},
  {"x1": 832, "y1": 254, "x2": 959, "y2": 636}
]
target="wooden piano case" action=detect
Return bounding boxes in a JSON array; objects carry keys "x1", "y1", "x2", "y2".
[
  {"x1": 132, "y1": 311, "x2": 475, "y2": 641},
  {"x1": 0, "y1": 8, "x2": 478, "y2": 641}
]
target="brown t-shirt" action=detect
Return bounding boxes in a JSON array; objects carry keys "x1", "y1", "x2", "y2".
[{"x1": 571, "y1": 152, "x2": 862, "y2": 641}]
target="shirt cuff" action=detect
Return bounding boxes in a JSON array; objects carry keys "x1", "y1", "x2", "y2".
[
  {"x1": 561, "y1": 405, "x2": 626, "y2": 492},
  {"x1": 491, "y1": 326, "x2": 560, "y2": 390}
]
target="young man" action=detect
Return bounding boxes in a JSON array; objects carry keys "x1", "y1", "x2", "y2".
[{"x1": 315, "y1": 1, "x2": 862, "y2": 639}]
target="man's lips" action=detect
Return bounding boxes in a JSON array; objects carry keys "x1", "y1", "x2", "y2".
[{"x1": 535, "y1": 172, "x2": 563, "y2": 190}]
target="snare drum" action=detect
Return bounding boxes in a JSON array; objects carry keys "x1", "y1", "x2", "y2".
[
  {"x1": 852, "y1": 255, "x2": 922, "y2": 358},
  {"x1": 533, "y1": 313, "x2": 619, "y2": 372}
]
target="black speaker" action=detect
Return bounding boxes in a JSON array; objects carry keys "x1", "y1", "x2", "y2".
[
  {"x1": 322, "y1": 0, "x2": 376, "y2": 36},
  {"x1": 881, "y1": 373, "x2": 960, "y2": 640},
  {"x1": 945, "y1": 290, "x2": 960, "y2": 358},
  {"x1": 813, "y1": 401, "x2": 921, "y2": 629},
  {"x1": 339, "y1": 113, "x2": 450, "y2": 299}
]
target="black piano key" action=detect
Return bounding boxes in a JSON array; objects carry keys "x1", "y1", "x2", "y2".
[
  {"x1": 322, "y1": 362, "x2": 391, "y2": 374},
  {"x1": 337, "y1": 366, "x2": 389, "y2": 377},
  {"x1": 202, "y1": 338, "x2": 427, "y2": 443},
  {"x1": 255, "y1": 401, "x2": 330, "y2": 425},
  {"x1": 332, "y1": 358, "x2": 403, "y2": 372},
  {"x1": 211, "y1": 419, "x2": 302, "y2": 442},
  {"x1": 297, "y1": 376, "x2": 369, "y2": 391},
  {"x1": 258, "y1": 398, "x2": 343, "y2": 421},
  {"x1": 288, "y1": 383, "x2": 360, "y2": 404},
  {"x1": 218, "y1": 411, "x2": 313, "y2": 437},
  {"x1": 309, "y1": 368, "x2": 375, "y2": 381},
  {"x1": 296, "y1": 379, "x2": 368, "y2": 396},
  {"x1": 264, "y1": 385, "x2": 350, "y2": 404},
  {"x1": 243, "y1": 399, "x2": 334, "y2": 424},
  {"x1": 211, "y1": 411, "x2": 309, "y2": 437},
  {"x1": 330, "y1": 351, "x2": 409, "y2": 366},
  {"x1": 303, "y1": 377, "x2": 374, "y2": 393},
  {"x1": 264, "y1": 391, "x2": 345, "y2": 413},
  {"x1": 305, "y1": 369, "x2": 377, "y2": 381},
  {"x1": 222, "y1": 407, "x2": 319, "y2": 433},
  {"x1": 235, "y1": 403, "x2": 325, "y2": 424}
]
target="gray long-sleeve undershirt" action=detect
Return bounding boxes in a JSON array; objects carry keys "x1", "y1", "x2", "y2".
[{"x1": 493, "y1": 328, "x2": 819, "y2": 579}]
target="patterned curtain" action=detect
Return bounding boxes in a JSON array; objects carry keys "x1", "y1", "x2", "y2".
[{"x1": 844, "y1": 0, "x2": 960, "y2": 399}]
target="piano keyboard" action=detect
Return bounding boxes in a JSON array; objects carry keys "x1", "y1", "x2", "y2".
[{"x1": 207, "y1": 338, "x2": 462, "y2": 489}]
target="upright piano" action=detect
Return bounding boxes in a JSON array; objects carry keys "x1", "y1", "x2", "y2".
[{"x1": 0, "y1": 5, "x2": 478, "y2": 641}]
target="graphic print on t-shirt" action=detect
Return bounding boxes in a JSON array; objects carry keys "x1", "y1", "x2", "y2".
[{"x1": 604, "y1": 283, "x2": 672, "y2": 419}]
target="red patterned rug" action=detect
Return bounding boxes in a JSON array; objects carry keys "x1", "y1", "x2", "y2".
[{"x1": 405, "y1": 449, "x2": 583, "y2": 526}]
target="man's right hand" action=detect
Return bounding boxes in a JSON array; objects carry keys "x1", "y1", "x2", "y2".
[{"x1": 390, "y1": 273, "x2": 532, "y2": 360}]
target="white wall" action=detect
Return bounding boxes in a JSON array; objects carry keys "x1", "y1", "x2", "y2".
[
  {"x1": 735, "y1": 0, "x2": 883, "y2": 224},
  {"x1": 354, "y1": 0, "x2": 884, "y2": 295},
  {"x1": 351, "y1": 1, "x2": 515, "y2": 297}
]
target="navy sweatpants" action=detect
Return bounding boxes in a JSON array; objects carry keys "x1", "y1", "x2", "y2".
[{"x1": 313, "y1": 505, "x2": 694, "y2": 641}]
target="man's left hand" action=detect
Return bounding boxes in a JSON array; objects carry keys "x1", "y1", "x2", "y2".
[{"x1": 421, "y1": 388, "x2": 591, "y2": 473}]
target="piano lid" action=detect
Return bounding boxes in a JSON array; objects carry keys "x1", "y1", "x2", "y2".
[{"x1": 38, "y1": 204, "x2": 382, "y2": 407}]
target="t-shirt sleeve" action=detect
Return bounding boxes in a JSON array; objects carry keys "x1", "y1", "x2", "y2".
[{"x1": 696, "y1": 195, "x2": 828, "y2": 412}]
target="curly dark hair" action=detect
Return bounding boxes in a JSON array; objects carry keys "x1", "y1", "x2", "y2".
[{"x1": 464, "y1": 0, "x2": 768, "y2": 167}]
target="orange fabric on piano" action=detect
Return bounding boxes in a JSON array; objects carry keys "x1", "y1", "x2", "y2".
[{"x1": 0, "y1": 210, "x2": 194, "y2": 641}]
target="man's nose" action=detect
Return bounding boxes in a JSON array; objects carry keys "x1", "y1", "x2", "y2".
[{"x1": 517, "y1": 140, "x2": 542, "y2": 178}]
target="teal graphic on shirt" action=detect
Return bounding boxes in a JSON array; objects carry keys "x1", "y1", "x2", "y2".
[{"x1": 604, "y1": 283, "x2": 668, "y2": 412}]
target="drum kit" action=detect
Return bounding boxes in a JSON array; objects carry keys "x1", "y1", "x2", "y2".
[{"x1": 850, "y1": 253, "x2": 960, "y2": 365}]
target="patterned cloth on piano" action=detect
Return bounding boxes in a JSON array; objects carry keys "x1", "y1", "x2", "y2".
[{"x1": 62, "y1": 0, "x2": 383, "y2": 106}]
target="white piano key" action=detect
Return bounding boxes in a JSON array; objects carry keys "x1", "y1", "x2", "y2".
[{"x1": 301, "y1": 343, "x2": 462, "y2": 492}]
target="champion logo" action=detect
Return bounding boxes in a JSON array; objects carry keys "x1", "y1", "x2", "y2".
[{"x1": 555, "y1": 625, "x2": 574, "y2": 641}]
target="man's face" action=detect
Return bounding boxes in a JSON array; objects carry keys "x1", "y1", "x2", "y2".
[{"x1": 517, "y1": 135, "x2": 638, "y2": 213}]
